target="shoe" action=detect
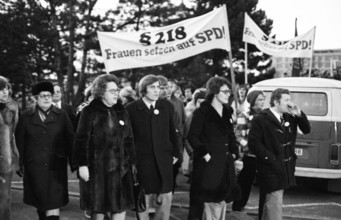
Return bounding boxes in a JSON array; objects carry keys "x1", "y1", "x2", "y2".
[{"x1": 84, "y1": 210, "x2": 91, "y2": 219}]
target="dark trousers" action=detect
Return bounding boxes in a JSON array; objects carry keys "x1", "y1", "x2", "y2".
[
  {"x1": 0, "y1": 172, "x2": 13, "y2": 220},
  {"x1": 187, "y1": 183, "x2": 203, "y2": 220},
  {"x1": 172, "y1": 162, "x2": 181, "y2": 193},
  {"x1": 232, "y1": 156, "x2": 257, "y2": 211}
]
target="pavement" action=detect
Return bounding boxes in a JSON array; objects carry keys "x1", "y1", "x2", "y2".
[{"x1": 9, "y1": 172, "x2": 329, "y2": 220}]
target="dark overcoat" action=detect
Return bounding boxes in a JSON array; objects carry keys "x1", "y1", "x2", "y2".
[
  {"x1": 248, "y1": 109, "x2": 310, "y2": 193},
  {"x1": 126, "y1": 98, "x2": 180, "y2": 194},
  {"x1": 16, "y1": 105, "x2": 74, "y2": 210},
  {"x1": 61, "y1": 102, "x2": 76, "y2": 129},
  {"x1": 72, "y1": 99, "x2": 136, "y2": 212},
  {"x1": 187, "y1": 101, "x2": 239, "y2": 203}
]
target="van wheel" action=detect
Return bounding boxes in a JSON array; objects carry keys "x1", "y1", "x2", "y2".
[{"x1": 327, "y1": 179, "x2": 341, "y2": 193}]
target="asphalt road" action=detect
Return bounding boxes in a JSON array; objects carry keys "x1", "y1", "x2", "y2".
[{"x1": 9, "y1": 171, "x2": 341, "y2": 220}]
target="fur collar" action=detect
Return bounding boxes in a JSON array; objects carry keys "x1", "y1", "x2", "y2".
[{"x1": 89, "y1": 98, "x2": 124, "y2": 113}]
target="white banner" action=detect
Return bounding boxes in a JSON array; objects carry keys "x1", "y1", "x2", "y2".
[
  {"x1": 98, "y1": 5, "x2": 231, "y2": 72},
  {"x1": 243, "y1": 13, "x2": 315, "y2": 58}
]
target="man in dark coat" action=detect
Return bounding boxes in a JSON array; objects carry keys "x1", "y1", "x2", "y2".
[
  {"x1": 248, "y1": 88, "x2": 310, "y2": 220},
  {"x1": 158, "y1": 75, "x2": 186, "y2": 193},
  {"x1": 52, "y1": 84, "x2": 76, "y2": 129},
  {"x1": 16, "y1": 81, "x2": 74, "y2": 220},
  {"x1": 126, "y1": 74, "x2": 180, "y2": 220}
]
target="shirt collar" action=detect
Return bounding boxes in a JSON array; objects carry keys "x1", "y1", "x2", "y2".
[
  {"x1": 142, "y1": 97, "x2": 156, "y2": 109},
  {"x1": 270, "y1": 107, "x2": 282, "y2": 123}
]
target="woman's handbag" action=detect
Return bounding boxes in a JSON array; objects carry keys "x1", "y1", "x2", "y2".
[{"x1": 132, "y1": 173, "x2": 146, "y2": 213}]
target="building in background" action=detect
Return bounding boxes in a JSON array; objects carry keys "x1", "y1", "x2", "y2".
[{"x1": 272, "y1": 48, "x2": 341, "y2": 78}]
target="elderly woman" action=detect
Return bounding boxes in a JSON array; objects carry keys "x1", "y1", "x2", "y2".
[
  {"x1": 188, "y1": 77, "x2": 239, "y2": 220},
  {"x1": 0, "y1": 76, "x2": 19, "y2": 220},
  {"x1": 73, "y1": 74, "x2": 136, "y2": 220},
  {"x1": 16, "y1": 81, "x2": 74, "y2": 220}
]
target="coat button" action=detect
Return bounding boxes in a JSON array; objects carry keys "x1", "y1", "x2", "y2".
[
  {"x1": 44, "y1": 147, "x2": 47, "y2": 151},
  {"x1": 44, "y1": 163, "x2": 47, "y2": 167},
  {"x1": 225, "y1": 143, "x2": 228, "y2": 146}
]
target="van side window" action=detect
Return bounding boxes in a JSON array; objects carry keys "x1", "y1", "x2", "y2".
[{"x1": 263, "y1": 91, "x2": 327, "y2": 116}]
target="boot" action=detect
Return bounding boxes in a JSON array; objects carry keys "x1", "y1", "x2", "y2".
[
  {"x1": 37, "y1": 210, "x2": 46, "y2": 220},
  {"x1": 45, "y1": 216, "x2": 60, "y2": 220}
]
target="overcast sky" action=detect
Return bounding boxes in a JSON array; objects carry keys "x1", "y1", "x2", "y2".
[
  {"x1": 94, "y1": 0, "x2": 341, "y2": 50},
  {"x1": 257, "y1": 0, "x2": 341, "y2": 50}
]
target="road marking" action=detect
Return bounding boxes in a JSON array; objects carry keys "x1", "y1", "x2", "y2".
[{"x1": 246, "y1": 202, "x2": 341, "y2": 210}]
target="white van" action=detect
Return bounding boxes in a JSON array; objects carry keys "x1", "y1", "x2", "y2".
[{"x1": 245, "y1": 77, "x2": 341, "y2": 192}]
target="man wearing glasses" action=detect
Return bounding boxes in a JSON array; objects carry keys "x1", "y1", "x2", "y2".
[{"x1": 16, "y1": 81, "x2": 74, "y2": 220}]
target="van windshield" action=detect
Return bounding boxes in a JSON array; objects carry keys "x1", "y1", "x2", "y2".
[{"x1": 263, "y1": 91, "x2": 328, "y2": 116}]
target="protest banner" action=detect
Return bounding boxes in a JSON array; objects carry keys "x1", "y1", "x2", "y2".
[
  {"x1": 243, "y1": 13, "x2": 315, "y2": 58},
  {"x1": 98, "y1": 5, "x2": 231, "y2": 72}
]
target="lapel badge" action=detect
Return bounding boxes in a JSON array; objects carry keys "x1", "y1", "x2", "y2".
[
  {"x1": 119, "y1": 120, "x2": 125, "y2": 126},
  {"x1": 154, "y1": 109, "x2": 159, "y2": 115}
]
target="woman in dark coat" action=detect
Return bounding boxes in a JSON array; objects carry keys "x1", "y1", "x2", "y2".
[
  {"x1": 188, "y1": 77, "x2": 239, "y2": 220},
  {"x1": 73, "y1": 74, "x2": 136, "y2": 220},
  {"x1": 16, "y1": 81, "x2": 74, "y2": 220}
]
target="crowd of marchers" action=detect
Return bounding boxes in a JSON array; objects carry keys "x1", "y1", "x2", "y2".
[{"x1": 0, "y1": 73, "x2": 310, "y2": 220}]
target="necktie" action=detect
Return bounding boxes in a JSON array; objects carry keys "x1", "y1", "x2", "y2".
[
  {"x1": 280, "y1": 115, "x2": 285, "y2": 126},
  {"x1": 150, "y1": 105, "x2": 154, "y2": 112}
]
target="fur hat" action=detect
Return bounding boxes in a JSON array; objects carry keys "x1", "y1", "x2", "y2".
[
  {"x1": 247, "y1": 90, "x2": 264, "y2": 107},
  {"x1": 32, "y1": 81, "x2": 54, "y2": 96}
]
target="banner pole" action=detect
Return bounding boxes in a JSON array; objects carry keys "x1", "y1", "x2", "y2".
[
  {"x1": 224, "y1": 8, "x2": 238, "y2": 112},
  {"x1": 308, "y1": 26, "x2": 316, "y2": 77},
  {"x1": 245, "y1": 42, "x2": 248, "y2": 84}
]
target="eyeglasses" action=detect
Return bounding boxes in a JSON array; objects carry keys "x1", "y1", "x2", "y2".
[
  {"x1": 106, "y1": 89, "x2": 120, "y2": 94},
  {"x1": 39, "y1": 94, "x2": 52, "y2": 99},
  {"x1": 219, "y1": 90, "x2": 231, "y2": 95}
]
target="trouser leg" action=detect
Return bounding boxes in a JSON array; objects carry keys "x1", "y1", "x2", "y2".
[
  {"x1": 202, "y1": 201, "x2": 226, "y2": 220},
  {"x1": 154, "y1": 192, "x2": 173, "y2": 220},
  {"x1": 232, "y1": 156, "x2": 257, "y2": 211},
  {"x1": 138, "y1": 194, "x2": 151, "y2": 220},
  {"x1": 261, "y1": 189, "x2": 283, "y2": 220},
  {"x1": 172, "y1": 162, "x2": 181, "y2": 193}
]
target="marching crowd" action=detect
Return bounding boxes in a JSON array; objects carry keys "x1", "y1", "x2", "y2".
[{"x1": 0, "y1": 73, "x2": 310, "y2": 220}]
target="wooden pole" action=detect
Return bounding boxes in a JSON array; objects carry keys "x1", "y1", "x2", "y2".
[
  {"x1": 308, "y1": 26, "x2": 316, "y2": 77},
  {"x1": 245, "y1": 42, "x2": 248, "y2": 84}
]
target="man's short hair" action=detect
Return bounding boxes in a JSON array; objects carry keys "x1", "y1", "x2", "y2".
[
  {"x1": 91, "y1": 74, "x2": 119, "y2": 99},
  {"x1": 139, "y1": 74, "x2": 159, "y2": 96},
  {"x1": 205, "y1": 76, "x2": 231, "y2": 103},
  {"x1": 270, "y1": 88, "x2": 290, "y2": 107},
  {"x1": 157, "y1": 75, "x2": 168, "y2": 86},
  {"x1": 193, "y1": 88, "x2": 206, "y2": 105},
  {"x1": 184, "y1": 85, "x2": 196, "y2": 93}
]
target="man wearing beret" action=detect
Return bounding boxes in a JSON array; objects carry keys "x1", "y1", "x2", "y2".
[
  {"x1": 248, "y1": 88, "x2": 310, "y2": 220},
  {"x1": 16, "y1": 81, "x2": 74, "y2": 220}
]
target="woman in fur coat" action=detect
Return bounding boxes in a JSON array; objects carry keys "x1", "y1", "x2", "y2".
[
  {"x1": 73, "y1": 74, "x2": 136, "y2": 220},
  {"x1": 188, "y1": 77, "x2": 240, "y2": 220},
  {"x1": 0, "y1": 76, "x2": 19, "y2": 220}
]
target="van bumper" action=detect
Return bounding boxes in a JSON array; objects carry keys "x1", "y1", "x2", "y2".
[{"x1": 295, "y1": 167, "x2": 341, "y2": 179}]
